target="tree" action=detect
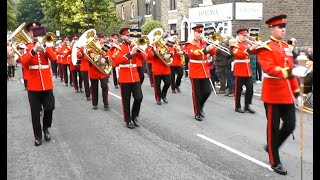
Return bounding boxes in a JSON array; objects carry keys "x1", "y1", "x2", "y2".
[
  {"x1": 7, "y1": 0, "x2": 19, "y2": 30},
  {"x1": 141, "y1": 20, "x2": 164, "y2": 35},
  {"x1": 16, "y1": 0, "x2": 44, "y2": 25}
]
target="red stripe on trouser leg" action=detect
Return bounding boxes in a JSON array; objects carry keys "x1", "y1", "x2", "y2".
[
  {"x1": 191, "y1": 79, "x2": 198, "y2": 118},
  {"x1": 267, "y1": 104, "x2": 275, "y2": 166}
]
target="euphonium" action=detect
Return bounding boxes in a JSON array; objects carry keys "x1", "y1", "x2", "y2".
[
  {"x1": 148, "y1": 28, "x2": 173, "y2": 66},
  {"x1": 80, "y1": 29, "x2": 113, "y2": 75}
]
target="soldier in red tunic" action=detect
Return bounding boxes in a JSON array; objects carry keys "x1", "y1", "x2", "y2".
[
  {"x1": 110, "y1": 33, "x2": 121, "y2": 89},
  {"x1": 69, "y1": 35, "x2": 83, "y2": 93},
  {"x1": 113, "y1": 28, "x2": 143, "y2": 129},
  {"x1": 20, "y1": 20, "x2": 57, "y2": 146},
  {"x1": 78, "y1": 45, "x2": 91, "y2": 101},
  {"x1": 230, "y1": 28, "x2": 258, "y2": 113},
  {"x1": 59, "y1": 36, "x2": 72, "y2": 86},
  {"x1": 185, "y1": 24, "x2": 217, "y2": 121},
  {"x1": 256, "y1": 14, "x2": 300, "y2": 176},
  {"x1": 167, "y1": 34, "x2": 184, "y2": 93}
]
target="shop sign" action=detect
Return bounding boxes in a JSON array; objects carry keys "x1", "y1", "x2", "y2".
[
  {"x1": 189, "y1": 3, "x2": 233, "y2": 23},
  {"x1": 235, "y1": 2, "x2": 263, "y2": 20}
]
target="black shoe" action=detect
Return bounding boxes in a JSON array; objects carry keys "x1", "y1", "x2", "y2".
[
  {"x1": 126, "y1": 121, "x2": 135, "y2": 129},
  {"x1": 157, "y1": 100, "x2": 161, "y2": 105},
  {"x1": 132, "y1": 117, "x2": 139, "y2": 127},
  {"x1": 79, "y1": 88, "x2": 83, "y2": 92},
  {"x1": 162, "y1": 97, "x2": 168, "y2": 103},
  {"x1": 115, "y1": 85, "x2": 119, "y2": 89},
  {"x1": 104, "y1": 104, "x2": 110, "y2": 110},
  {"x1": 87, "y1": 97, "x2": 91, "y2": 101},
  {"x1": 34, "y1": 139, "x2": 42, "y2": 146},
  {"x1": 43, "y1": 128, "x2": 51, "y2": 141},
  {"x1": 172, "y1": 90, "x2": 176, "y2": 93},
  {"x1": 195, "y1": 115, "x2": 203, "y2": 121},
  {"x1": 244, "y1": 107, "x2": 255, "y2": 114},
  {"x1": 235, "y1": 108, "x2": 244, "y2": 113},
  {"x1": 176, "y1": 86, "x2": 181, "y2": 92},
  {"x1": 271, "y1": 164, "x2": 287, "y2": 175},
  {"x1": 200, "y1": 110, "x2": 205, "y2": 118},
  {"x1": 264, "y1": 145, "x2": 268, "y2": 153},
  {"x1": 70, "y1": 83, "x2": 73, "y2": 86},
  {"x1": 93, "y1": 105, "x2": 98, "y2": 110},
  {"x1": 75, "y1": 89, "x2": 79, "y2": 93}
]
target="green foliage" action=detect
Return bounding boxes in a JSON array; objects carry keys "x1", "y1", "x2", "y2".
[
  {"x1": 16, "y1": 0, "x2": 44, "y2": 26},
  {"x1": 141, "y1": 20, "x2": 164, "y2": 35},
  {"x1": 7, "y1": 0, "x2": 19, "y2": 30}
]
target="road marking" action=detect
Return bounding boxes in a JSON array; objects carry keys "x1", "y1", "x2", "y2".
[
  {"x1": 196, "y1": 134, "x2": 273, "y2": 171},
  {"x1": 109, "y1": 91, "x2": 121, "y2": 100}
]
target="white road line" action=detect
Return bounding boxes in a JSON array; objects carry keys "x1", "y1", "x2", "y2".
[
  {"x1": 196, "y1": 134, "x2": 273, "y2": 171},
  {"x1": 109, "y1": 92, "x2": 121, "y2": 100}
]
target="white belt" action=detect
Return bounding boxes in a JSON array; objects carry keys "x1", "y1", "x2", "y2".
[
  {"x1": 263, "y1": 72, "x2": 280, "y2": 79},
  {"x1": 119, "y1": 64, "x2": 137, "y2": 68},
  {"x1": 29, "y1": 65, "x2": 50, "y2": 69},
  {"x1": 189, "y1": 59, "x2": 207, "y2": 63},
  {"x1": 234, "y1": 59, "x2": 250, "y2": 63}
]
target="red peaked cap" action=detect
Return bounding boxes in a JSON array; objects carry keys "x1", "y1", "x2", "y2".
[
  {"x1": 236, "y1": 28, "x2": 249, "y2": 35},
  {"x1": 119, "y1": 28, "x2": 130, "y2": 35},
  {"x1": 100, "y1": 34, "x2": 107, "y2": 38},
  {"x1": 25, "y1": 20, "x2": 41, "y2": 32},
  {"x1": 111, "y1": 33, "x2": 119, "y2": 38},
  {"x1": 192, "y1": 24, "x2": 204, "y2": 32},
  {"x1": 265, "y1": 14, "x2": 287, "y2": 27}
]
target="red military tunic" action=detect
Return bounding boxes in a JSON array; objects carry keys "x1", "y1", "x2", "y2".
[
  {"x1": 135, "y1": 50, "x2": 146, "y2": 68},
  {"x1": 69, "y1": 46, "x2": 80, "y2": 71},
  {"x1": 78, "y1": 46, "x2": 90, "y2": 72},
  {"x1": 231, "y1": 41, "x2": 252, "y2": 77},
  {"x1": 59, "y1": 44, "x2": 71, "y2": 65},
  {"x1": 113, "y1": 43, "x2": 140, "y2": 83},
  {"x1": 20, "y1": 43, "x2": 57, "y2": 91},
  {"x1": 256, "y1": 38, "x2": 300, "y2": 104},
  {"x1": 145, "y1": 46, "x2": 154, "y2": 64},
  {"x1": 167, "y1": 45, "x2": 183, "y2": 67},
  {"x1": 185, "y1": 39, "x2": 216, "y2": 78},
  {"x1": 88, "y1": 50, "x2": 110, "y2": 80},
  {"x1": 147, "y1": 47, "x2": 170, "y2": 75}
]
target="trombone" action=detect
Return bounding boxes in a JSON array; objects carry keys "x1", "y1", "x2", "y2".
[
  {"x1": 204, "y1": 32, "x2": 231, "y2": 55},
  {"x1": 246, "y1": 34, "x2": 264, "y2": 46}
]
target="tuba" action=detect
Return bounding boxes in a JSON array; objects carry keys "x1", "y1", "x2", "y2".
[
  {"x1": 78, "y1": 29, "x2": 112, "y2": 75},
  {"x1": 8, "y1": 23, "x2": 33, "y2": 45},
  {"x1": 148, "y1": 28, "x2": 173, "y2": 66}
]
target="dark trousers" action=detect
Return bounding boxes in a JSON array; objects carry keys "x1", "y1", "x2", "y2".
[
  {"x1": 24, "y1": 80, "x2": 28, "y2": 90},
  {"x1": 27, "y1": 90, "x2": 55, "y2": 140},
  {"x1": 184, "y1": 55, "x2": 189, "y2": 77},
  {"x1": 190, "y1": 78, "x2": 211, "y2": 117},
  {"x1": 120, "y1": 82, "x2": 143, "y2": 122},
  {"x1": 170, "y1": 66, "x2": 183, "y2": 91},
  {"x1": 112, "y1": 67, "x2": 118, "y2": 87},
  {"x1": 62, "y1": 64, "x2": 72, "y2": 85},
  {"x1": 72, "y1": 70, "x2": 83, "y2": 91},
  {"x1": 90, "y1": 77, "x2": 109, "y2": 106},
  {"x1": 58, "y1": 63, "x2": 63, "y2": 80},
  {"x1": 147, "y1": 63, "x2": 154, "y2": 86},
  {"x1": 137, "y1": 66, "x2": 145, "y2": 85},
  {"x1": 226, "y1": 70, "x2": 234, "y2": 92},
  {"x1": 210, "y1": 68, "x2": 218, "y2": 88},
  {"x1": 51, "y1": 60, "x2": 58, "y2": 77},
  {"x1": 153, "y1": 74, "x2": 171, "y2": 102},
  {"x1": 264, "y1": 103, "x2": 296, "y2": 166},
  {"x1": 215, "y1": 66, "x2": 227, "y2": 91},
  {"x1": 8, "y1": 65, "x2": 15, "y2": 78},
  {"x1": 234, "y1": 76, "x2": 253, "y2": 109},
  {"x1": 256, "y1": 61, "x2": 262, "y2": 81},
  {"x1": 81, "y1": 71, "x2": 90, "y2": 98}
]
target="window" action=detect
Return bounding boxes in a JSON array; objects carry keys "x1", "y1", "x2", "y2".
[
  {"x1": 145, "y1": 0, "x2": 151, "y2": 15},
  {"x1": 170, "y1": 0, "x2": 176, "y2": 10},
  {"x1": 121, "y1": 5, "x2": 125, "y2": 20},
  {"x1": 130, "y1": 2, "x2": 135, "y2": 19},
  {"x1": 170, "y1": 24, "x2": 177, "y2": 32}
]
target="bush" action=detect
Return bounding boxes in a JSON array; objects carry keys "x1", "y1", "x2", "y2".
[{"x1": 141, "y1": 20, "x2": 164, "y2": 35}]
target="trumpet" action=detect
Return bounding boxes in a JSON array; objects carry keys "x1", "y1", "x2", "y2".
[{"x1": 204, "y1": 33, "x2": 231, "y2": 55}]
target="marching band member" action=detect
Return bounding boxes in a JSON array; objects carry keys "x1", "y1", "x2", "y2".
[
  {"x1": 167, "y1": 33, "x2": 184, "y2": 93},
  {"x1": 78, "y1": 45, "x2": 91, "y2": 101},
  {"x1": 88, "y1": 35, "x2": 110, "y2": 110},
  {"x1": 20, "y1": 20, "x2": 57, "y2": 146},
  {"x1": 16, "y1": 43, "x2": 28, "y2": 89},
  {"x1": 256, "y1": 14, "x2": 300, "y2": 175},
  {"x1": 145, "y1": 42, "x2": 154, "y2": 87},
  {"x1": 149, "y1": 34, "x2": 172, "y2": 105},
  {"x1": 113, "y1": 28, "x2": 143, "y2": 129},
  {"x1": 185, "y1": 24, "x2": 217, "y2": 121},
  {"x1": 231, "y1": 28, "x2": 258, "y2": 114},
  {"x1": 59, "y1": 36, "x2": 72, "y2": 86},
  {"x1": 69, "y1": 35, "x2": 83, "y2": 93},
  {"x1": 55, "y1": 40, "x2": 64, "y2": 81},
  {"x1": 110, "y1": 33, "x2": 121, "y2": 89}
]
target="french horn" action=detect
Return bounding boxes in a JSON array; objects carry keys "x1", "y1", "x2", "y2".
[{"x1": 148, "y1": 28, "x2": 173, "y2": 66}]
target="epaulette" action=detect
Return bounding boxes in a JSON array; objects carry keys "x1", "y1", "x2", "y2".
[{"x1": 256, "y1": 40, "x2": 272, "y2": 51}]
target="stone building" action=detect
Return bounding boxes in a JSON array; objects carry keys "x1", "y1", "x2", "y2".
[{"x1": 114, "y1": 0, "x2": 313, "y2": 47}]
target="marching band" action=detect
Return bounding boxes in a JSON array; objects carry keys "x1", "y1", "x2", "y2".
[{"x1": 8, "y1": 15, "x2": 310, "y2": 176}]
